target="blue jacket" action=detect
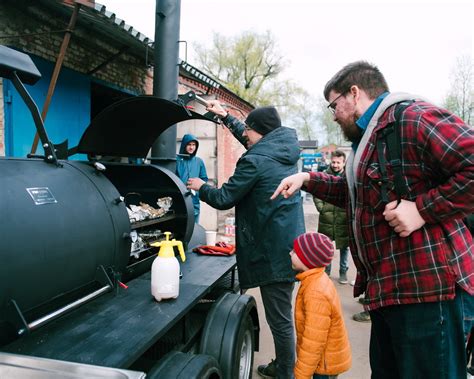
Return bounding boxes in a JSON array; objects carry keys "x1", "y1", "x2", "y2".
[
  {"x1": 199, "y1": 116, "x2": 305, "y2": 288},
  {"x1": 176, "y1": 134, "x2": 208, "y2": 217}
]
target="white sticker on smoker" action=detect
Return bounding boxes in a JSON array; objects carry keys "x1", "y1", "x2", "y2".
[{"x1": 26, "y1": 187, "x2": 58, "y2": 205}]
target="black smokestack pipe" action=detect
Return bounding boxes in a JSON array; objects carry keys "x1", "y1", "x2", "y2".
[{"x1": 151, "y1": 0, "x2": 181, "y2": 171}]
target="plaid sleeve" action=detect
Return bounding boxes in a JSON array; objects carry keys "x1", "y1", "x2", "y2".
[
  {"x1": 305, "y1": 172, "x2": 348, "y2": 209},
  {"x1": 412, "y1": 107, "x2": 474, "y2": 223}
]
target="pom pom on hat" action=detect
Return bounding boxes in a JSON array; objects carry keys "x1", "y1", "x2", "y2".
[{"x1": 293, "y1": 233, "x2": 334, "y2": 269}]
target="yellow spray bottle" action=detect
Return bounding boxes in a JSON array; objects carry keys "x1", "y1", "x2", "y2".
[{"x1": 150, "y1": 232, "x2": 186, "y2": 301}]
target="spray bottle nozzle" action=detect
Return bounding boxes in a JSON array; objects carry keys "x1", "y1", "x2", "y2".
[{"x1": 150, "y1": 231, "x2": 186, "y2": 262}]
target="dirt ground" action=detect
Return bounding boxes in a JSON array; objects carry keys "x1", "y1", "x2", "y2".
[{"x1": 247, "y1": 195, "x2": 371, "y2": 378}]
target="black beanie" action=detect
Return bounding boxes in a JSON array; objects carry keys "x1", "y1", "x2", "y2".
[{"x1": 245, "y1": 106, "x2": 281, "y2": 135}]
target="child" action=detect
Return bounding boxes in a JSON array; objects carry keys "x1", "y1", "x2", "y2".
[{"x1": 291, "y1": 232, "x2": 352, "y2": 379}]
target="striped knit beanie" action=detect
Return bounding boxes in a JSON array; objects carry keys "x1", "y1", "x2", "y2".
[{"x1": 293, "y1": 233, "x2": 334, "y2": 269}]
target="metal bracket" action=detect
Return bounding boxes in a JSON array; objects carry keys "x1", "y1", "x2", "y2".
[{"x1": 10, "y1": 72, "x2": 60, "y2": 166}]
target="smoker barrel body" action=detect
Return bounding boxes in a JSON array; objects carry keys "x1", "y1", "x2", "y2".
[
  {"x1": 0, "y1": 157, "x2": 195, "y2": 342},
  {"x1": 0, "y1": 158, "x2": 130, "y2": 325}
]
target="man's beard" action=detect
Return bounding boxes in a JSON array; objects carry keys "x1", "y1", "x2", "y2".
[{"x1": 339, "y1": 115, "x2": 362, "y2": 143}]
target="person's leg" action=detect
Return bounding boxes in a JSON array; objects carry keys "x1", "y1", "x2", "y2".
[
  {"x1": 325, "y1": 263, "x2": 332, "y2": 276},
  {"x1": 339, "y1": 246, "x2": 349, "y2": 274},
  {"x1": 461, "y1": 290, "x2": 474, "y2": 375},
  {"x1": 338, "y1": 246, "x2": 349, "y2": 284},
  {"x1": 368, "y1": 308, "x2": 399, "y2": 379},
  {"x1": 259, "y1": 282, "x2": 295, "y2": 379},
  {"x1": 461, "y1": 287, "x2": 474, "y2": 340},
  {"x1": 370, "y1": 287, "x2": 468, "y2": 379},
  {"x1": 193, "y1": 208, "x2": 200, "y2": 224},
  {"x1": 193, "y1": 200, "x2": 200, "y2": 224}
]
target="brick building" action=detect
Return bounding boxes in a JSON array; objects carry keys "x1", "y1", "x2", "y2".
[{"x1": 0, "y1": 0, "x2": 253, "y2": 232}]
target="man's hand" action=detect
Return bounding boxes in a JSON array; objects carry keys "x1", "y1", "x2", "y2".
[
  {"x1": 383, "y1": 199, "x2": 426, "y2": 237},
  {"x1": 206, "y1": 100, "x2": 227, "y2": 118},
  {"x1": 271, "y1": 172, "x2": 310, "y2": 200},
  {"x1": 187, "y1": 178, "x2": 205, "y2": 191}
]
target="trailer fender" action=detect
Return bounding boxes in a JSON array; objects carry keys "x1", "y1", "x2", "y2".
[
  {"x1": 199, "y1": 292, "x2": 260, "y2": 378},
  {"x1": 147, "y1": 351, "x2": 221, "y2": 379}
]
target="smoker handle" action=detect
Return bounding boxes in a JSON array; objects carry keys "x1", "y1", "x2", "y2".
[
  {"x1": 195, "y1": 95, "x2": 209, "y2": 107},
  {"x1": 19, "y1": 285, "x2": 112, "y2": 335}
]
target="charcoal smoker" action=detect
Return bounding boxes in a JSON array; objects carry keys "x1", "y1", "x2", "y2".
[{"x1": 0, "y1": 45, "x2": 216, "y2": 345}]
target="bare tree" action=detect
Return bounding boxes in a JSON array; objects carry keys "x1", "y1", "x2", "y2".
[
  {"x1": 276, "y1": 87, "x2": 319, "y2": 140},
  {"x1": 193, "y1": 30, "x2": 324, "y2": 141},
  {"x1": 313, "y1": 97, "x2": 345, "y2": 146},
  {"x1": 194, "y1": 30, "x2": 286, "y2": 105},
  {"x1": 443, "y1": 55, "x2": 473, "y2": 124}
]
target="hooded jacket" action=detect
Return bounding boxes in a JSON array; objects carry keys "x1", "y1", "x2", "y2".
[
  {"x1": 176, "y1": 134, "x2": 208, "y2": 218},
  {"x1": 294, "y1": 268, "x2": 351, "y2": 377},
  {"x1": 198, "y1": 115, "x2": 305, "y2": 288}
]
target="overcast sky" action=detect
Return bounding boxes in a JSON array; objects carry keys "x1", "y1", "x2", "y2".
[{"x1": 99, "y1": 0, "x2": 472, "y2": 105}]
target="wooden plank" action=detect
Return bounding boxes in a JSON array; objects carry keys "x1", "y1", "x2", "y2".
[{"x1": 3, "y1": 253, "x2": 236, "y2": 368}]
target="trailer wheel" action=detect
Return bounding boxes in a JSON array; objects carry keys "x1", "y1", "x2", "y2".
[
  {"x1": 200, "y1": 293, "x2": 258, "y2": 379},
  {"x1": 147, "y1": 351, "x2": 221, "y2": 379}
]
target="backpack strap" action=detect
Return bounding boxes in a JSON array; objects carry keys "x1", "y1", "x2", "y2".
[
  {"x1": 467, "y1": 328, "x2": 474, "y2": 365},
  {"x1": 377, "y1": 100, "x2": 415, "y2": 204}
]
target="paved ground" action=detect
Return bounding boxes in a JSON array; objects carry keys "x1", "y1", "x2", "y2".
[{"x1": 247, "y1": 196, "x2": 371, "y2": 378}]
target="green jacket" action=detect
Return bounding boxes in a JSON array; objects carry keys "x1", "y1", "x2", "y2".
[
  {"x1": 199, "y1": 115, "x2": 305, "y2": 288},
  {"x1": 313, "y1": 167, "x2": 349, "y2": 249}
]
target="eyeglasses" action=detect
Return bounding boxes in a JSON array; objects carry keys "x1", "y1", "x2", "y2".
[{"x1": 327, "y1": 92, "x2": 347, "y2": 115}]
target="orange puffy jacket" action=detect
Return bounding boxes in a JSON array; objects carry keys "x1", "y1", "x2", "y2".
[{"x1": 294, "y1": 267, "x2": 351, "y2": 378}]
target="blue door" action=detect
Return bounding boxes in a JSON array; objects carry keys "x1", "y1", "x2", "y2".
[{"x1": 3, "y1": 55, "x2": 91, "y2": 158}]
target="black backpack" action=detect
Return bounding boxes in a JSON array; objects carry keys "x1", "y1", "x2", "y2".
[{"x1": 376, "y1": 101, "x2": 414, "y2": 204}]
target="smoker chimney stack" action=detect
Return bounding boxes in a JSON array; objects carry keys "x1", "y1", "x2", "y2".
[{"x1": 151, "y1": 0, "x2": 181, "y2": 171}]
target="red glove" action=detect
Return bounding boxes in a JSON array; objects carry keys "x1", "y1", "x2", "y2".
[{"x1": 193, "y1": 242, "x2": 236, "y2": 256}]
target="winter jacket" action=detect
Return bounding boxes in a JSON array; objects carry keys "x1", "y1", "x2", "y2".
[
  {"x1": 313, "y1": 167, "x2": 349, "y2": 249},
  {"x1": 304, "y1": 93, "x2": 474, "y2": 310},
  {"x1": 198, "y1": 115, "x2": 305, "y2": 288},
  {"x1": 294, "y1": 267, "x2": 351, "y2": 378},
  {"x1": 176, "y1": 134, "x2": 208, "y2": 219}
]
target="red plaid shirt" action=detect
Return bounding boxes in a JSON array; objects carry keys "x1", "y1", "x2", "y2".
[{"x1": 306, "y1": 100, "x2": 474, "y2": 310}]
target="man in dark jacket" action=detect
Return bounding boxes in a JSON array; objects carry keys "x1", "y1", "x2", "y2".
[
  {"x1": 313, "y1": 149, "x2": 350, "y2": 284},
  {"x1": 187, "y1": 101, "x2": 305, "y2": 379},
  {"x1": 176, "y1": 134, "x2": 208, "y2": 223}
]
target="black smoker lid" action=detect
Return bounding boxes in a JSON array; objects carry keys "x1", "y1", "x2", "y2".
[{"x1": 77, "y1": 96, "x2": 215, "y2": 157}]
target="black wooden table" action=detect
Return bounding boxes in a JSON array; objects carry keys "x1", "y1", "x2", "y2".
[{"x1": 3, "y1": 252, "x2": 237, "y2": 369}]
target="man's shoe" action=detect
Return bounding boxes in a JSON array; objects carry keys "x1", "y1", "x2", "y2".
[
  {"x1": 257, "y1": 359, "x2": 277, "y2": 378},
  {"x1": 352, "y1": 311, "x2": 371, "y2": 323},
  {"x1": 338, "y1": 272, "x2": 348, "y2": 284}
]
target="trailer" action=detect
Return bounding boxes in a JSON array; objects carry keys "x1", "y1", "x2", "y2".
[{"x1": 0, "y1": 43, "x2": 259, "y2": 379}]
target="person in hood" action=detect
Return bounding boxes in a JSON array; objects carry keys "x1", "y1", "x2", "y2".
[
  {"x1": 176, "y1": 134, "x2": 208, "y2": 223},
  {"x1": 187, "y1": 102, "x2": 305, "y2": 379},
  {"x1": 271, "y1": 61, "x2": 474, "y2": 378}
]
